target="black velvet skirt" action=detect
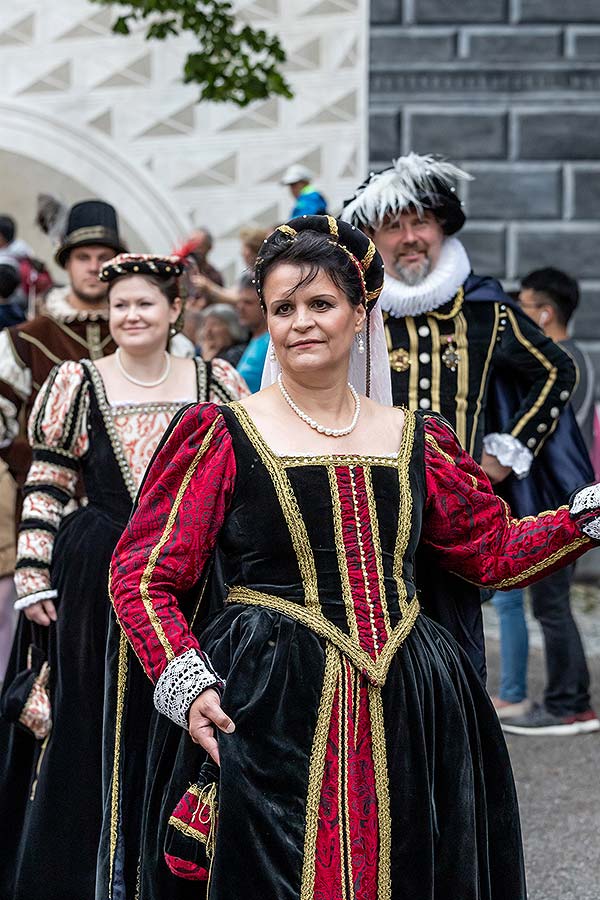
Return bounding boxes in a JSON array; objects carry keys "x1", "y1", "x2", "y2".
[
  {"x1": 104, "y1": 606, "x2": 526, "y2": 900},
  {"x1": 0, "y1": 506, "x2": 125, "y2": 900}
]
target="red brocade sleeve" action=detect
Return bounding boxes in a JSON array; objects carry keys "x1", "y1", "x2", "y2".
[
  {"x1": 421, "y1": 415, "x2": 592, "y2": 590},
  {"x1": 109, "y1": 403, "x2": 236, "y2": 688}
]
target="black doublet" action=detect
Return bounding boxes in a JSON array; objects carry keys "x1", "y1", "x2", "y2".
[{"x1": 384, "y1": 276, "x2": 577, "y2": 463}]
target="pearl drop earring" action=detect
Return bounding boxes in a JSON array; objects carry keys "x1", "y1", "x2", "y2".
[
  {"x1": 269, "y1": 344, "x2": 277, "y2": 362},
  {"x1": 356, "y1": 332, "x2": 365, "y2": 355}
]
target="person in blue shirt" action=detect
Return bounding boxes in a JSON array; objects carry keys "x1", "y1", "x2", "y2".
[
  {"x1": 236, "y1": 273, "x2": 269, "y2": 393},
  {"x1": 282, "y1": 164, "x2": 327, "y2": 218}
]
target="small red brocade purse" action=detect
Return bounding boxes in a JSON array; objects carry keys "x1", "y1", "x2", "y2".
[
  {"x1": 0, "y1": 642, "x2": 52, "y2": 740},
  {"x1": 164, "y1": 760, "x2": 219, "y2": 881}
]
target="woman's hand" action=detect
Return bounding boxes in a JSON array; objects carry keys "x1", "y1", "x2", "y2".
[
  {"x1": 188, "y1": 688, "x2": 235, "y2": 766},
  {"x1": 24, "y1": 598, "x2": 57, "y2": 626}
]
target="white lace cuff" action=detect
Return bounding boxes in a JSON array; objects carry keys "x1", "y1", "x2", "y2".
[
  {"x1": 14, "y1": 588, "x2": 58, "y2": 611},
  {"x1": 483, "y1": 433, "x2": 533, "y2": 479},
  {"x1": 153, "y1": 648, "x2": 225, "y2": 729},
  {"x1": 570, "y1": 483, "x2": 600, "y2": 541}
]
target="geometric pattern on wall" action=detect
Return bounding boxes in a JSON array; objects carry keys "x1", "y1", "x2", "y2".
[{"x1": 1, "y1": 0, "x2": 367, "y2": 275}]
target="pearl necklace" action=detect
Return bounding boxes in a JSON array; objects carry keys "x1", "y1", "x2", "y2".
[
  {"x1": 116, "y1": 348, "x2": 171, "y2": 387},
  {"x1": 277, "y1": 374, "x2": 360, "y2": 437}
]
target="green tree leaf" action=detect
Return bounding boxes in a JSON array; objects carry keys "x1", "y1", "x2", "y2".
[{"x1": 89, "y1": 0, "x2": 293, "y2": 107}]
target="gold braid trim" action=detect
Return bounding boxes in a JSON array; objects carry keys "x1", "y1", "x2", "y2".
[
  {"x1": 363, "y1": 467, "x2": 392, "y2": 637},
  {"x1": 168, "y1": 816, "x2": 210, "y2": 845},
  {"x1": 424, "y1": 432, "x2": 455, "y2": 466},
  {"x1": 338, "y1": 659, "x2": 349, "y2": 900},
  {"x1": 453, "y1": 311, "x2": 469, "y2": 448},
  {"x1": 108, "y1": 627, "x2": 129, "y2": 897},
  {"x1": 405, "y1": 317, "x2": 419, "y2": 411},
  {"x1": 300, "y1": 643, "x2": 339, "y2": 900},
  {"x1": 349, "y1": 467, "x2": 381, "y2": 654},
  {"x1": 277, "y1": 224, "x2": 297, "y2": 237},
  {"x1": 226, "y1": 586, "x2": 420, "y2": 687},
  {"x1": 424, "y1": 430, "x2": 479, "y2": 488},
  {"x1": 326, "y1": 215, "x2": 339, "y2": 237},
  {"x1": 469, "y1": 304, "x2": 500, "y2": 457},
  {"x1": 369, "y1": 685, "x2": 392, "y2": 900},
  {"x1": 393, "y1": 410, "x2": 416, "y2": 615},
  {"x1": 328, "y1": 466, "x2": 360, "y2": 645},
  {"x1": 361, "y1": 240, "x2": 376, "y2": 272},
  {"x1": 456, "y1": 535, "x2": 590, "y2": 591},
  {"x1": 428, "y1": 315, "x2": 442, "y2": 425},
  {"x1": 328, "y1": 241, "x2": 369, "y2": 305},
  {"x1": 229, "y1": 403, "x2": 320, "y2": 609},
  {"x1": 139, "y1": 418, "x2": 220, "y2": 660},
  {"x1": 428, "y1": 287, "x2": 464, "y2": 320},
  {"x1": 505, "y1": 307, "x2": 557, "y2": 439}
]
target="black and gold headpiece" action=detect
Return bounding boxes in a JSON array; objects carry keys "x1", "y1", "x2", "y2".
[
  {"x1": 255, "y1": 214, "x2": 384, "y2": 309},
  {"x1": 99, "y1": 253, "x2": 185, "y2": 283}
]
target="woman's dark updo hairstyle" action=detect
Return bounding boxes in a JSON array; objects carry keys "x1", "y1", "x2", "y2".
[
  {"x1": 255, "y1": 214, "x2": 384, "y2": 312},
  {"x1": 100, "y1": 253, "x2": 184, "y2": 306}
]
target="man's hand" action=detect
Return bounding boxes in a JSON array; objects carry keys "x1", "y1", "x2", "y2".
[
  {"x1": 480, "y1": 450, "x2": 512, "y2": 485},
  {"x1": 188, "y1": 688, "x2": 235, "y2": 766},
  {"x1": 24, "y1": 598, "x2": 57, "y2": 626}
]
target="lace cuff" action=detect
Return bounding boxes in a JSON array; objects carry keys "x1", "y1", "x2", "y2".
[
  {"x1": 570, "y1": 483, "x2": 600, "y2": 541},
  {"x1": 153, "y1": 648, "x2": 225, "y2": 729},
  {"x1": 483, "y1": 433, "x2": 533, "y2": 479},
  {"x1": 14, "y1": 588, "x2": 58, "y2": 611}
]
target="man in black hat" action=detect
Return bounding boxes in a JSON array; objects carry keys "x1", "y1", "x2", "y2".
[
  {"x1": 0, "y1": 199, "x2": 125, "y2": 491},
  {"x1": 342, "y1": 153, "x2": 581, "y2": 680}
]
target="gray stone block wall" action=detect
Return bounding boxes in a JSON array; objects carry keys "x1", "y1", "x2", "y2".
[{"x1": 369, "y1": 3, "x2": 600, "y2": 356}]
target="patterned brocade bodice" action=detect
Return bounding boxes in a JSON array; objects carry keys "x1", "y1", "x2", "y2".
[{"x1": 212, "y1": 405, "x2": 426, "y2": 685}]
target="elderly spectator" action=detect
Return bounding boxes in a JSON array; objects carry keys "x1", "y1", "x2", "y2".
[
  {"x1": 196, "y1": 303, "x2": 248, "y2": 365},
  {"x1": 281, "y1": 164, "x2": 327, "y2": 218}
]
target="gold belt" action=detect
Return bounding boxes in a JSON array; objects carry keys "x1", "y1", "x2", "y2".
[{"x1": 226, "y1": 585, "x2": 420, "y2": 688}]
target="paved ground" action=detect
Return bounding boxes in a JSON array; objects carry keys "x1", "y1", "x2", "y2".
[{"x1": 485, "y1": 587, "x2": 600, "y2": 900}]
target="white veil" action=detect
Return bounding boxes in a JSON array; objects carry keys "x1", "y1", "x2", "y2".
[{"x1": 260, "y1": 302, "x2": 393, "y2": 406}]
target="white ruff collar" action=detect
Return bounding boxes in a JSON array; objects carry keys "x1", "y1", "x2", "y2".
[
  {"x1": 43, "y1": 285, "x2": 109, "y2": 323},
  {"x1": 380, "y1": 238, "x2": 471, "y2": 318}
]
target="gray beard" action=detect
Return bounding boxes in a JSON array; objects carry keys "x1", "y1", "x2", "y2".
[{"x1": 392, "y1": 257, "x2": 431, "y2": 286}]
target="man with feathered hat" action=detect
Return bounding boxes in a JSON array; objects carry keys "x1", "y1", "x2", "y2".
[
  {"x1": 342, "y1": 154, "x2": 590, "y2": 680},
  {"x1": 342, "y1": 154, "x2": 577, "y2": 481}
]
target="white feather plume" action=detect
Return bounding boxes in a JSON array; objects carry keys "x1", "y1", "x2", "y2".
[{"x1": 341, "y1": 153, "x2": 473, "y2": 228}]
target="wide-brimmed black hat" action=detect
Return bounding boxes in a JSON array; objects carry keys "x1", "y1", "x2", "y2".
[
  {"x1": 55, "y1": 200, "x2": 126, "y2": 268},
  {"x1": 341, "y1": 153, "x2": 472, "y2": 236},
  {"x1": 255, "y1": 214, "x2": 384, "y2": 308}
]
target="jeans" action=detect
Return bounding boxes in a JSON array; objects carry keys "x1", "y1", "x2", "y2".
[
  {"x1": 530, "y1": 565, "x2": 591, "y2": 717},
  {"x1": 491, "y1": 588, "x2": 528, "y2": 703}
]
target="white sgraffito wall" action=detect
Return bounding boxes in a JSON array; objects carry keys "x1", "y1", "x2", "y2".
[{"x1": 0, "y1": 0, "x2": 367, "y2": 281}]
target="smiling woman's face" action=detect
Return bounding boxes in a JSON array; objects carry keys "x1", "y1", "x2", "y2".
[
  {"x1": 263, "y1": 263, "x2": 365, "y2": 379},
  {"x1": 108, "y1": 275, "x2": 180, "y2": 354}
]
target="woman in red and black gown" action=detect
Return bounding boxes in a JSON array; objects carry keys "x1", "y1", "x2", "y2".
[{"x1": 103, "y1": 217, "x2": 600, "y2": 900}]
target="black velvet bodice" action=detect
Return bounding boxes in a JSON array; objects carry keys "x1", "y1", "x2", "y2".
[{"x1": 209, "y1": 405, "x2": 426, "y2": 659}]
